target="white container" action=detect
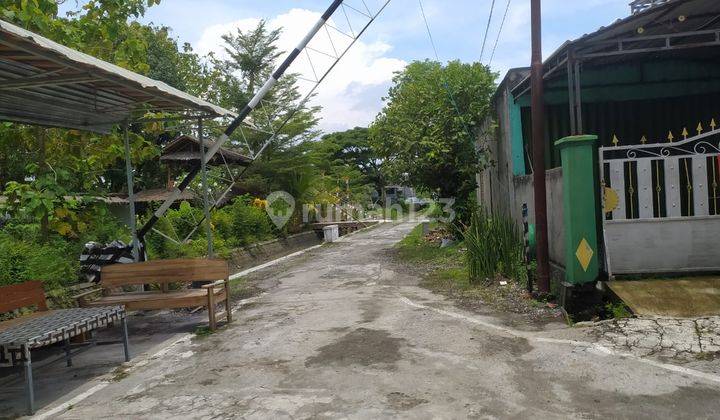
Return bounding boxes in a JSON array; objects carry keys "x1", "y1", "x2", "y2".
[{"x1": 323, "y1": 225, "x2": 340, "y2": 242}]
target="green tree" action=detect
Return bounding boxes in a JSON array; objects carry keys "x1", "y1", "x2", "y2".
[
  {"x1": 212, "y1": 21, "x2": 320, "y2": 157},
  {"x1": 222, "y1": 20, "x2": 282, "y2": 96},
  {"x1": 311, "y1": 127, "x2": 385, "y2": 200},
  {"x1": 370, "y1": 60, "x2": 496, "y2": 222}
]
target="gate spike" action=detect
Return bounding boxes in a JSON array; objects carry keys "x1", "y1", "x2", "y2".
[
  {"x1": 697, "y1": 122, "x2": 704, "y2": 135},
  {"x1": 681, "y1": 127, "x2": 688, "y2": 139},
  {"x1": 612, "y1": 134, "x2": 620, "y2": 146},
  {"x1": 640, "y1": 135, "x2": 647, "y2": 144},
  {"x1": 712, "y1": 118, "x2": 717, "y2": 130},
  {"x1": 668, "y1": 130, "x2": 675, "y2": 142}
]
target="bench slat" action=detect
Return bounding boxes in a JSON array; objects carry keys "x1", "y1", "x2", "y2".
[
  {"x1": 84, "y1": 289, "x2": 227, "y2": 311},
  {"x1": 100, "y1": 259, "x2": 229, "y2": 287},
  {"x1": 0, "y1": 281, "x2": 48, "y2": 313}
]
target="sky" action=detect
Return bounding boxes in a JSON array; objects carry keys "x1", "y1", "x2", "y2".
[{"x1": 62, "y1": 0, "x2": 632, "y2": 134}]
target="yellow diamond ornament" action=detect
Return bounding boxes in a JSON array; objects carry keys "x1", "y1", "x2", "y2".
[
  {"x1": 603, "y1": 187, "x2": 619, "y2": 213},
  {"x1": 575, "y1": 238, "x2": 594, "y2": 272}
]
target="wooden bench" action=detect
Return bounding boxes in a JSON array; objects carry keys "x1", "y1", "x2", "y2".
[
  {"x1": 0, "y1": 281, "x2": 128, "y2": 415},
  {"x1": 78, "y1": 259, "x2": 232, "y2": 330}
]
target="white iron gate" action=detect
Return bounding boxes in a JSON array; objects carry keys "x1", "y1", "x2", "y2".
[{"x1": 600, "y1": 124, "x2": 720, "y2": 275}]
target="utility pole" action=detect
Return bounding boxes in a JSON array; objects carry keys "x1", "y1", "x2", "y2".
[{"x1": 531, "y1": 0, "x2": 551, "y2": 294}]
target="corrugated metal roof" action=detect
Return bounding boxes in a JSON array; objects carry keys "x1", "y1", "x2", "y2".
[
  {"x1": 0, "y1": 19, "x2": 236, "y2": 133},
  {"x1": 510, "y1": 0, "x2": 720, "y2": 97}
]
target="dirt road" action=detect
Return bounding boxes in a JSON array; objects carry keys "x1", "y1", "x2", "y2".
[{"x1": 46, "y1": 222, "x2": 720, "y2": 419}]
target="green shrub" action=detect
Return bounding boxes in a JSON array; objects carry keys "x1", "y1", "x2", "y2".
[
  {"x1": 0, "y1": 233, "x2": 78, "y2": 305},
  {"x1": 461, "y1": 208, "x2": 525, "y2": 284},
  {"x1": 219, "y1": 195, "x2": 275, "y2": 246}
]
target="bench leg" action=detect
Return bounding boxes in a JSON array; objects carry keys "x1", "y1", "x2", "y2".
[
  {"x1": 224, "y1": 280, "x2": 232, "y2": 324},
  {"x1": 64, "y1": 338, "x2": 72, "y2": 367},
  {"x1": 121, "y1": 317, "x2": 131, "y2": 362},
  {"x1": 207, "y1": 289, "x2": 217, "y2": 331},
  {"x1": 24, "y1": 349, "x2": 35, "y2": 415}
]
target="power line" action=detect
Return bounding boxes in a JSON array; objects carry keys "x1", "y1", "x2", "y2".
[
  {"x1": 488, "y1": 0, "x2": 512, "y2": 66},
  {"x1": 479, "y1": 0, "x2": 497, "y2": 62},
  {"x1": 417, "y1": 0, "x2": 474, "y2": 143},
  {"x1": 417, "y1": 0, "x2": 441, "y2": 62}
]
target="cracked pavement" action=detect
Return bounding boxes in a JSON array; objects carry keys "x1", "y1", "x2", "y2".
[
  {"x1": 33, "y1": 222, "x2": 720, "y2": 419},
  {"x1": 594, "y1": 317, "x2": 720, "y2": 362}
]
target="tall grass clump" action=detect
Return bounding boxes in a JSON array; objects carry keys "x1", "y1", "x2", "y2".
[{"x1": 461, "y1": 208, "x2": 525, "y2": 284}]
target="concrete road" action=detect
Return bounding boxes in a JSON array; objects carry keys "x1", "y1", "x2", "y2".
[{"x1": 46, "y1": 222, "x2": 720, "y2": 419}]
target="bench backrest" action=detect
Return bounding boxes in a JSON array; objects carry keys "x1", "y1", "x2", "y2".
[
  {"x1": 0, "y1": 281, "x2": 48, "y2": 313},
  {"x1": 100, "y1": 259, "x2": 229, "y2": 288}
]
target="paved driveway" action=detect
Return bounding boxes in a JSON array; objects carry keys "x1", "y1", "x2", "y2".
[{"x1": 44, "y1": 222, "x2": 720, "y2": 419}]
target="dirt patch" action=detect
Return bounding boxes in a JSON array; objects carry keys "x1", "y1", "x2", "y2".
[
  {"x1": 359, "y1": 299, "x2": 382, "y2": 323},
  {"x1": 340, "y1": 280, "x2": 366, "y2": 288},
  {"x1": 386, "y1": 392, "x2": 429, "y2": 410},
  {"x1": 473, "y1": 331, "x2": 533, "y2": 357},
  {"x1": 305, "y1": 328, "x2": 405, "y2": 368}
]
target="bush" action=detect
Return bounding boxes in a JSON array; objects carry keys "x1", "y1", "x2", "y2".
[
  {"x1": 0, "y1": 233, "x2": 79, "y2": 305},
  {"x1": 219, "y1": 195, "x2": 275, "y2": 246},
  {"x1": 462, "y1": 208, "x2": 525, "y2": 284},
  {"x1": 145, "y1": 195, "x2": 277, "y2": 260}
]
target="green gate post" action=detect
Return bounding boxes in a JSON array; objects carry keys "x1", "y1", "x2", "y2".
[{"x1": 555, "y1": 135, "x2": 600, "y2": 286}]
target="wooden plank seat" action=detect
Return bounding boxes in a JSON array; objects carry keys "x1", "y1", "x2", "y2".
[
  {"x1": 0, "y1": 281, "x2": 129, "y2": 415},
  {"x1": 78, "y1": 259, "x2": 232, "y2": 331}
]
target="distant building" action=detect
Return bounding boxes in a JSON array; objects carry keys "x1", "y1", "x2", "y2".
[{"x1": 384, "y1": 185, "x2": 416, "y2": 204}]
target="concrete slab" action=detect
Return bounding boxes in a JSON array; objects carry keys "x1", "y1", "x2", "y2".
[
  {"x1": 607, "y1": 277, "x2": 720, "y2": 317},
  {"x1": 19, "y1": 222, "x2": 720, "y2": 419}
]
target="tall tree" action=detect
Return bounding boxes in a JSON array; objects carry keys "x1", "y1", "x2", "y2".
[
  {"x1": 370, "y1": 60, "x2": 496, "y2": 222},
  {"x1": 221, "y1": 20, "x2": 282, "y2": 96},
  {"x1": 213, "y1": 22, "x2": 320, "y2": 158}
]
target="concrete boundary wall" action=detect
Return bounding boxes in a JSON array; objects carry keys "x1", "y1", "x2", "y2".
[
  {"x1": 512, "y1": 168, "x2": 565, "y2": 267},
  {"x1": 228, "y1": 231, "x2": 322, "y2": 274}
]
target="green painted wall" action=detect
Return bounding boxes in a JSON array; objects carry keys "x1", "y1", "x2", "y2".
[{"x1": 509, "y1": 99, "x2": 526, "y2": 176}]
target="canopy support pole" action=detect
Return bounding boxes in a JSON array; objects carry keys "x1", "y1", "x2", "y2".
[
  {"x1": 199, "y1": 117, "x2": 214, "y2": 258},
  {"x1": 123, "y1": 122, "x2": 140, "y2": 262}
]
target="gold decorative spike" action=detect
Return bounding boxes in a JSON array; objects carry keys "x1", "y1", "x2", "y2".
[
  {"x1": 682, "y1": 127, "x2": 689, "y2": 139},
  {"x1": 668, "y1": 131, "x2": 675, "y2": 142},
  {"x1": 612, "y1": 135, "x2": 620, "y2": 146},
  {"x1": 697, "y1": 122, "x2": 704, "y2": 135},
  {"x1": 640, "y1": 135, "x2": 648, "y2": 144},
  {"x1": 712, "y1": 118, "x2": 717, "y2": 131}
]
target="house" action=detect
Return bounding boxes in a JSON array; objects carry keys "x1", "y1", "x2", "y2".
[{"x1": 478, "y1": 0, "x2": 720, "y2": 299}]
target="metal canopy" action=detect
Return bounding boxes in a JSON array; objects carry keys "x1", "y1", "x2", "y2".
[
  {"x1": 511, "y1": 0, "x2": 720, "y2": 98},
  {"x1": 0, "y1": 19, "x2": 236, "y2": 133}
]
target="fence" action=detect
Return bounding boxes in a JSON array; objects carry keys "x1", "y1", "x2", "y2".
[{"x1": 599, "y1": 122, "x2": 720, "y2": 275}]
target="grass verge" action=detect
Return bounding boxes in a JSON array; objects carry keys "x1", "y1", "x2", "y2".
[{"x1": 395, "y1": 223, "x2": 560, "y2": 320}]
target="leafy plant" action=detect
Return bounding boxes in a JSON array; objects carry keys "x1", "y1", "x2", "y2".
[
  {"x1": 605, "y1": 302, "x2": 633, "y2": 319},
  {"x1": 461, "y1": 208, "x2": 524, "y2": 284}
]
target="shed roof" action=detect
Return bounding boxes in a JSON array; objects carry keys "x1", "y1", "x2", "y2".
[
  {"x1": 160, "y1": 135, "x2": 252, "y2": 166},
  {"x1": 109, "y1": 188, "x2": 197, "y2": 204},
  {"x1": 0, "y1": 19, "x2": 236, "y2": 133},
  {"x1": 511, "y1": 0, "x2": 720, "y2": 98}
]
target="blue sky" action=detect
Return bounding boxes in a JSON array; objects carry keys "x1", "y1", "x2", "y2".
[{"x1": 63, "y1": 0, "x2": 632, "y2": 133}]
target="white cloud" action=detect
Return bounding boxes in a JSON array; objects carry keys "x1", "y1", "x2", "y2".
[{"x1": 195, "y1": 8, "x2": 406, "y2": 134}]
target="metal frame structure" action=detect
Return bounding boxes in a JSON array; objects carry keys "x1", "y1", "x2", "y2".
[
  {"x1": 138, "y1": 0, "x2": 392, "y2": 245},
  {"x1": 0, "y1": 18, "x2": 237, "y2": 261}
]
